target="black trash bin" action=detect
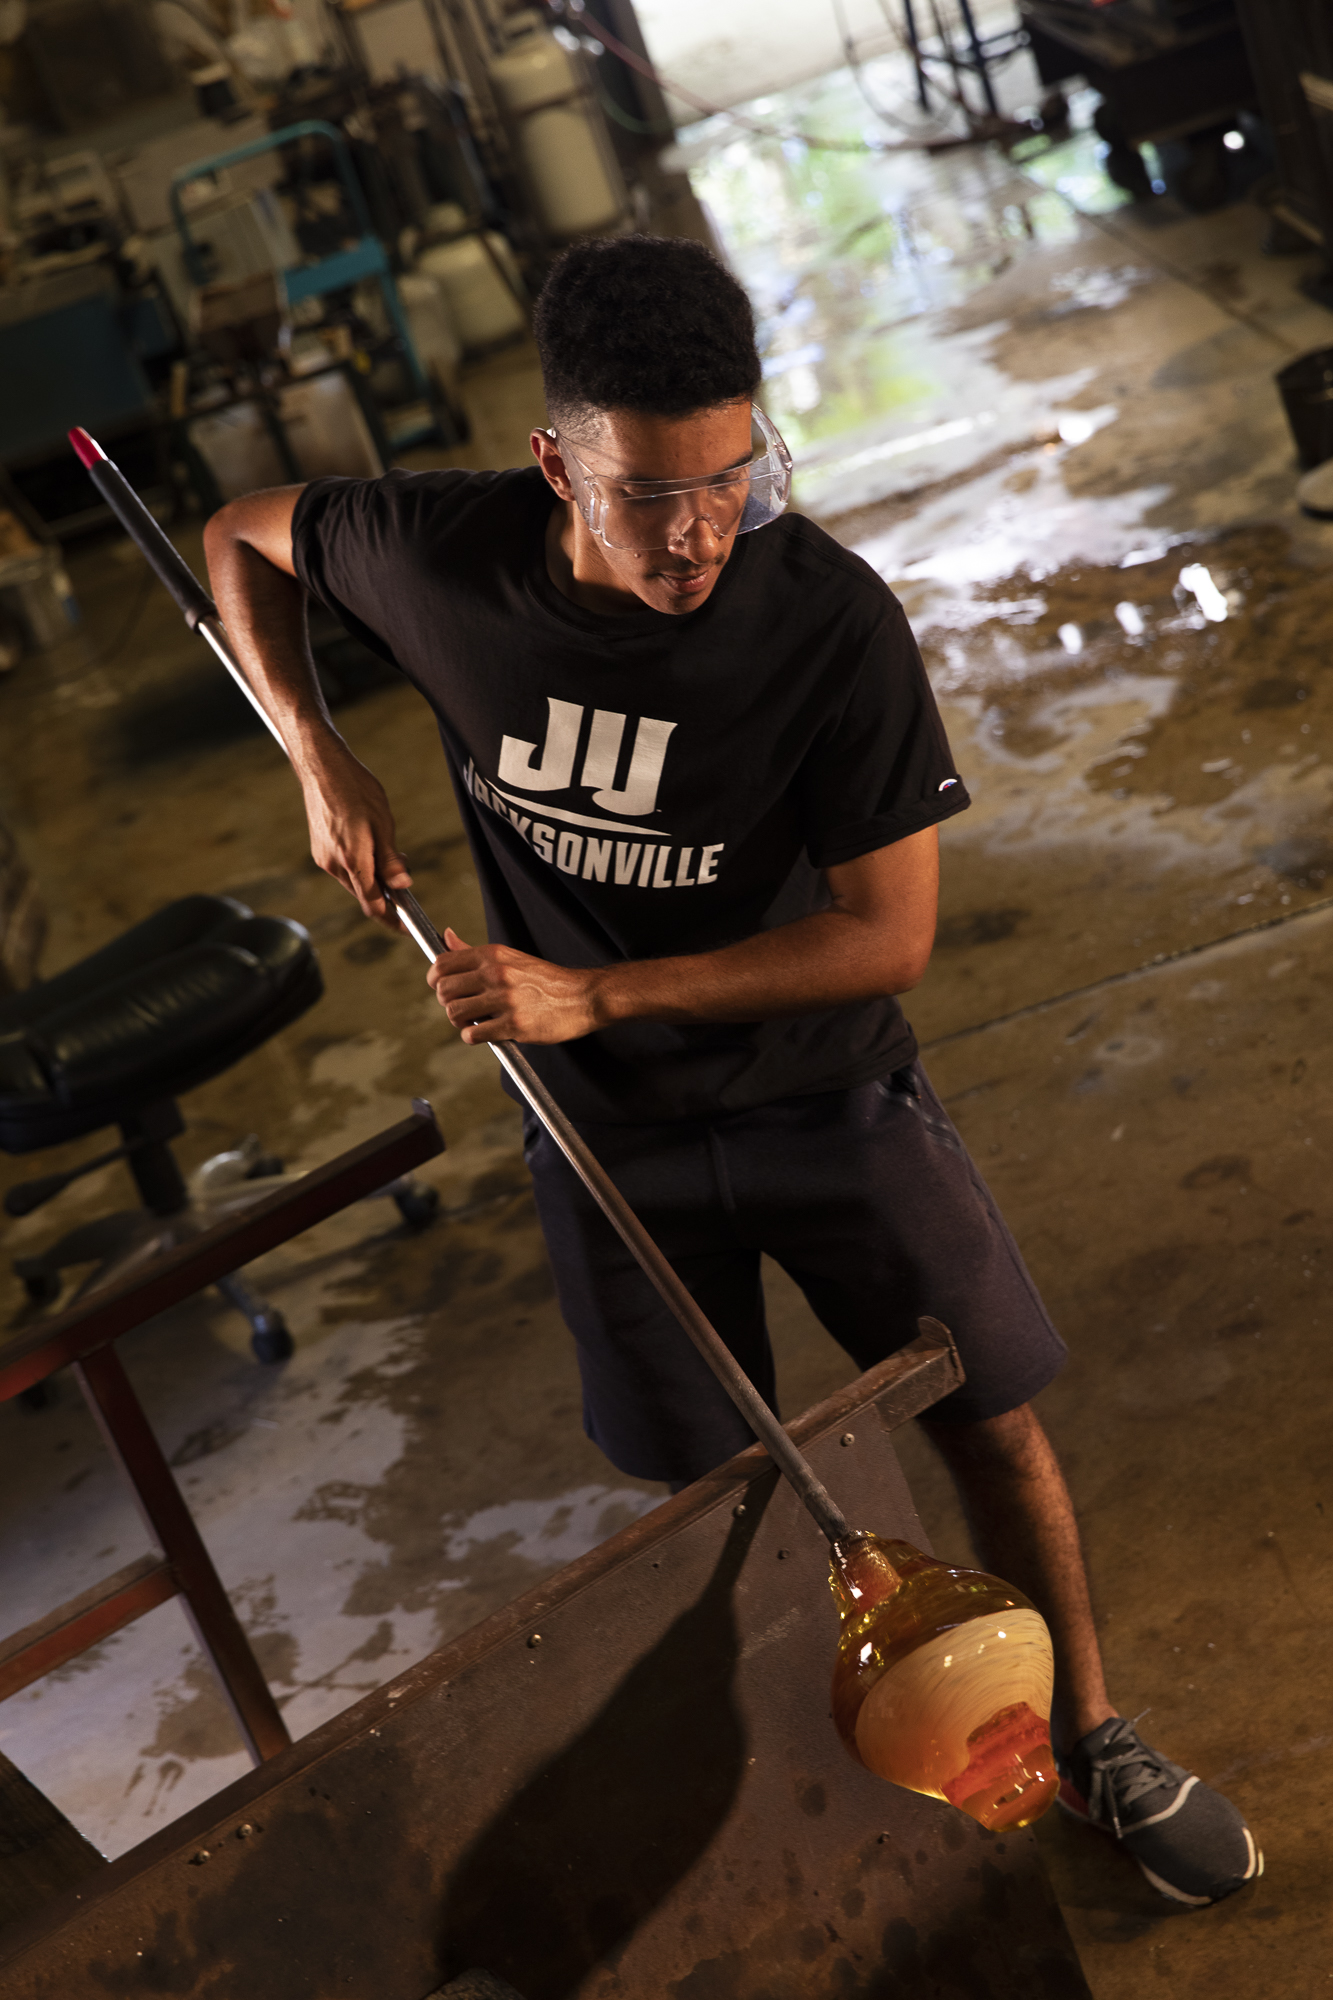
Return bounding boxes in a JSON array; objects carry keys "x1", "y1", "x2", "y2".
[{"x1": 1277, "y1": 348, "x2": 1333, "y2": 469}]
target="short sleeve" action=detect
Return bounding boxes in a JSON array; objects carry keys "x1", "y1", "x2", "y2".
[
  {"x1": 796, "y1": 595, "x2": 969, "y2": 868},
  {"x1": 291, "y1": 472, "x2": 437, "y2": 670}
]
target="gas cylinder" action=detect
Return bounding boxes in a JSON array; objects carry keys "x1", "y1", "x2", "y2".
[
  {"x1": 829, "y1": 1533, "x2": 1058, "y2": 1831},
  {"x1": 396, "y1": 269, "x2": 464, "y2": 399},
  {"x1": 415, "y1": 234, "x2": 526, "y2": 352},
  {"x1": 489, "y1": 16, "x2": 625, "y2": 240}
]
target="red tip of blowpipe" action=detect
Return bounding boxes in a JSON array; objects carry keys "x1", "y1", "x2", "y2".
[{"x1": 68, "y1": 427, "x2": 107, "y2": 469}]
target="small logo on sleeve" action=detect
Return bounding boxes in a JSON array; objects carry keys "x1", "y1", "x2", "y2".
[{"x1": 938, "y1": 777, "x2": 960, "y2": 791}]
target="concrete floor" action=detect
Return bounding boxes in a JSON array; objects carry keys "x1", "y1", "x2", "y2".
[{"x1": 1, "y1": 58, "x2": 1332, "y2": 2000}]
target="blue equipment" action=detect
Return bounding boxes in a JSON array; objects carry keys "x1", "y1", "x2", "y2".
[{"x1": 170, "y1": 120, "x2": 433, "y2": 413}]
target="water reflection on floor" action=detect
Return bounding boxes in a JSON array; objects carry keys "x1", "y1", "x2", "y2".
[
  {"x1": 677, "y1": 69, "x2": 1113, "y2": 469},
  {"x1": 679, "y1": 58, "x2": 1333, "y2": 1044}
]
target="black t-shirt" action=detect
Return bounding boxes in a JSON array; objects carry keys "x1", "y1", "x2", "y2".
[{"x1": 292, "y1": 466, "x2": 969, "y2": 1123}]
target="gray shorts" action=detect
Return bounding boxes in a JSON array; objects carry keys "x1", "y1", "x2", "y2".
[{"x1": 523, "y1": 1061, "x2": 1067, "y2": 1484}]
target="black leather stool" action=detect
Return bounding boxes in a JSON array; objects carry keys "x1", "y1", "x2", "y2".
[{"x1": 0, "y1": 894, "x2": 434, "y2": 1365}]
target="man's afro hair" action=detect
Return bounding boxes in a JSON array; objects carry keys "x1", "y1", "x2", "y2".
[{"x1": 534, "y1": 235, "x2": 761, "y2": 429}]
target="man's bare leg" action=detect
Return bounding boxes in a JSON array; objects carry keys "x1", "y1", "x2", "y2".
[{"x1": 917, "y1": 1401, "x2": 1115, "y2": 1757}]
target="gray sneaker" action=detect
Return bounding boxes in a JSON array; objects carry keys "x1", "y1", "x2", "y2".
[{"x1": 1057, "y1": 1716, "x2": 1262, "y2": 1905}]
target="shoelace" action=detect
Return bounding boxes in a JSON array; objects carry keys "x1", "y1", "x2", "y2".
[{"x1": 1083, "y1": 1724, "x2": 1180, "y2": 1839}]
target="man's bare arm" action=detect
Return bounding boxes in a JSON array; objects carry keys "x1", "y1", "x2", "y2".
[
  {"x1": 202, "y1": 488, "x2": 410, "y2": 925},
  {"x1": 427, "y1": 827, "x2": 939, "y2": 1044}
]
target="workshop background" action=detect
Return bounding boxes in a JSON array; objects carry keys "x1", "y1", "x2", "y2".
[{"x1": 0, "y1": 0, "x2": 1330, "y2": 1994}]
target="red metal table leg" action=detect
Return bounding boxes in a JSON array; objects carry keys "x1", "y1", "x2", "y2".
[{"x1": 73, "y1": 1346, "x2": 290, "y2": 1765}]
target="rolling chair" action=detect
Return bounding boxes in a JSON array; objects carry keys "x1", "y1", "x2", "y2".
[{"x1": 0, "y1": 893, "x2": 437, "y2": 1366}]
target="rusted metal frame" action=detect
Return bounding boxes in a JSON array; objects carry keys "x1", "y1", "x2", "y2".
[
  {"x1": 789, "y1": 1314, "x2": 960, "y2": 1439},
  {"x1": 0, "y1": 1112, "x2": 444, "y2": 1754},
  {"x1": 0, "y1": 1553, "x2": 175, "y2": 1702},
  {"x1": 302, "y1": 1322, "x2": 961, "y2": 1760},
  {"x1": 197, "y1": 1328, "x2": 963, "y2": 1802},
  {"x1": 0, "y1": 1325, "x2": 981, "y2": 1994},
  {"x1": 0, "y1": 1104, "x2": 444, "y2": 1401},
  {"x1": 72, "y1": 1344, "x2": 290, "y2": 1766},
  {"x1": 0, "y1": 1746, "x2": 107, "y2": 1929},
  {"x1": 403, "y1": 1318, "x2": 965, "y2": 1686}
]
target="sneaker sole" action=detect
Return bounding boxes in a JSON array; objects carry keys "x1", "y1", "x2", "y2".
[{"x1": 1057, "y1": 1791, "x2": 1264, "y2": 1906}]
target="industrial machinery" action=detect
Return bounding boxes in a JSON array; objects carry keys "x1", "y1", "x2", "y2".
[
  {"x1": 0, "y1": 0, "x2": 697, "y2": 539},
  {"x1": 169, "y1": 119, "x2": 458, "y2": 486},
  {"x1": 1019, "y1": 0, "x2": 1258, "y2": 208}
]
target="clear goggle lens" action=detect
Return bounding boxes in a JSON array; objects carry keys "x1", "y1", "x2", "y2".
[{"x1": 559, "y1": 406, "x2": 792, "y2": 551}]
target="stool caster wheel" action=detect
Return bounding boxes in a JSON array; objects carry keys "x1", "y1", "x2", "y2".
[
  {"x1": 394, "y1": 1183, "x2": 440, "y2": 1230},
  {"x1": 18, "y1": 1268, "x2": 61, "y2": 1307},
  {"x1": 251, "y1": 1313, "x2": 294, "y2": 1365}
]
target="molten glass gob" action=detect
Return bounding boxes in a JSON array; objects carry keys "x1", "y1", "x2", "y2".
[{"x1": 830, "y1": 1534, "x2": 1058, "y2": 1831}]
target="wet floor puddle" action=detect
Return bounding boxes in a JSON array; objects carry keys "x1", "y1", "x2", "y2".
[
  {"x1": 677, "y1": 66, "x2": 1115, "y2": 456},
  {"x1": 903, "y1": 522, "x2": 1328, "y2": 871},
  {"x1": 813, "y1": 504, "x2": 1333, "y2": 1033}
]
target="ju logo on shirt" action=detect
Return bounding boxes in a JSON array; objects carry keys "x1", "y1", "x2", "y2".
[
  {"x1": 467, "y1": 697, "x2": 724, "y2": 890},
  {"x1": 498, "y1": 699, "x2": 676, "y2": 818}
]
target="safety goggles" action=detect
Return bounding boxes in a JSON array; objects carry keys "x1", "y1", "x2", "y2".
[{"x1": 551, "y1": 405, "x2": 792, "y2": 551}]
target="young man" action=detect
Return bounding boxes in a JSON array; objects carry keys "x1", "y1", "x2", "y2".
[{"x1": 204, "y1": 234, "x2": 1258, "y2": 1906}]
